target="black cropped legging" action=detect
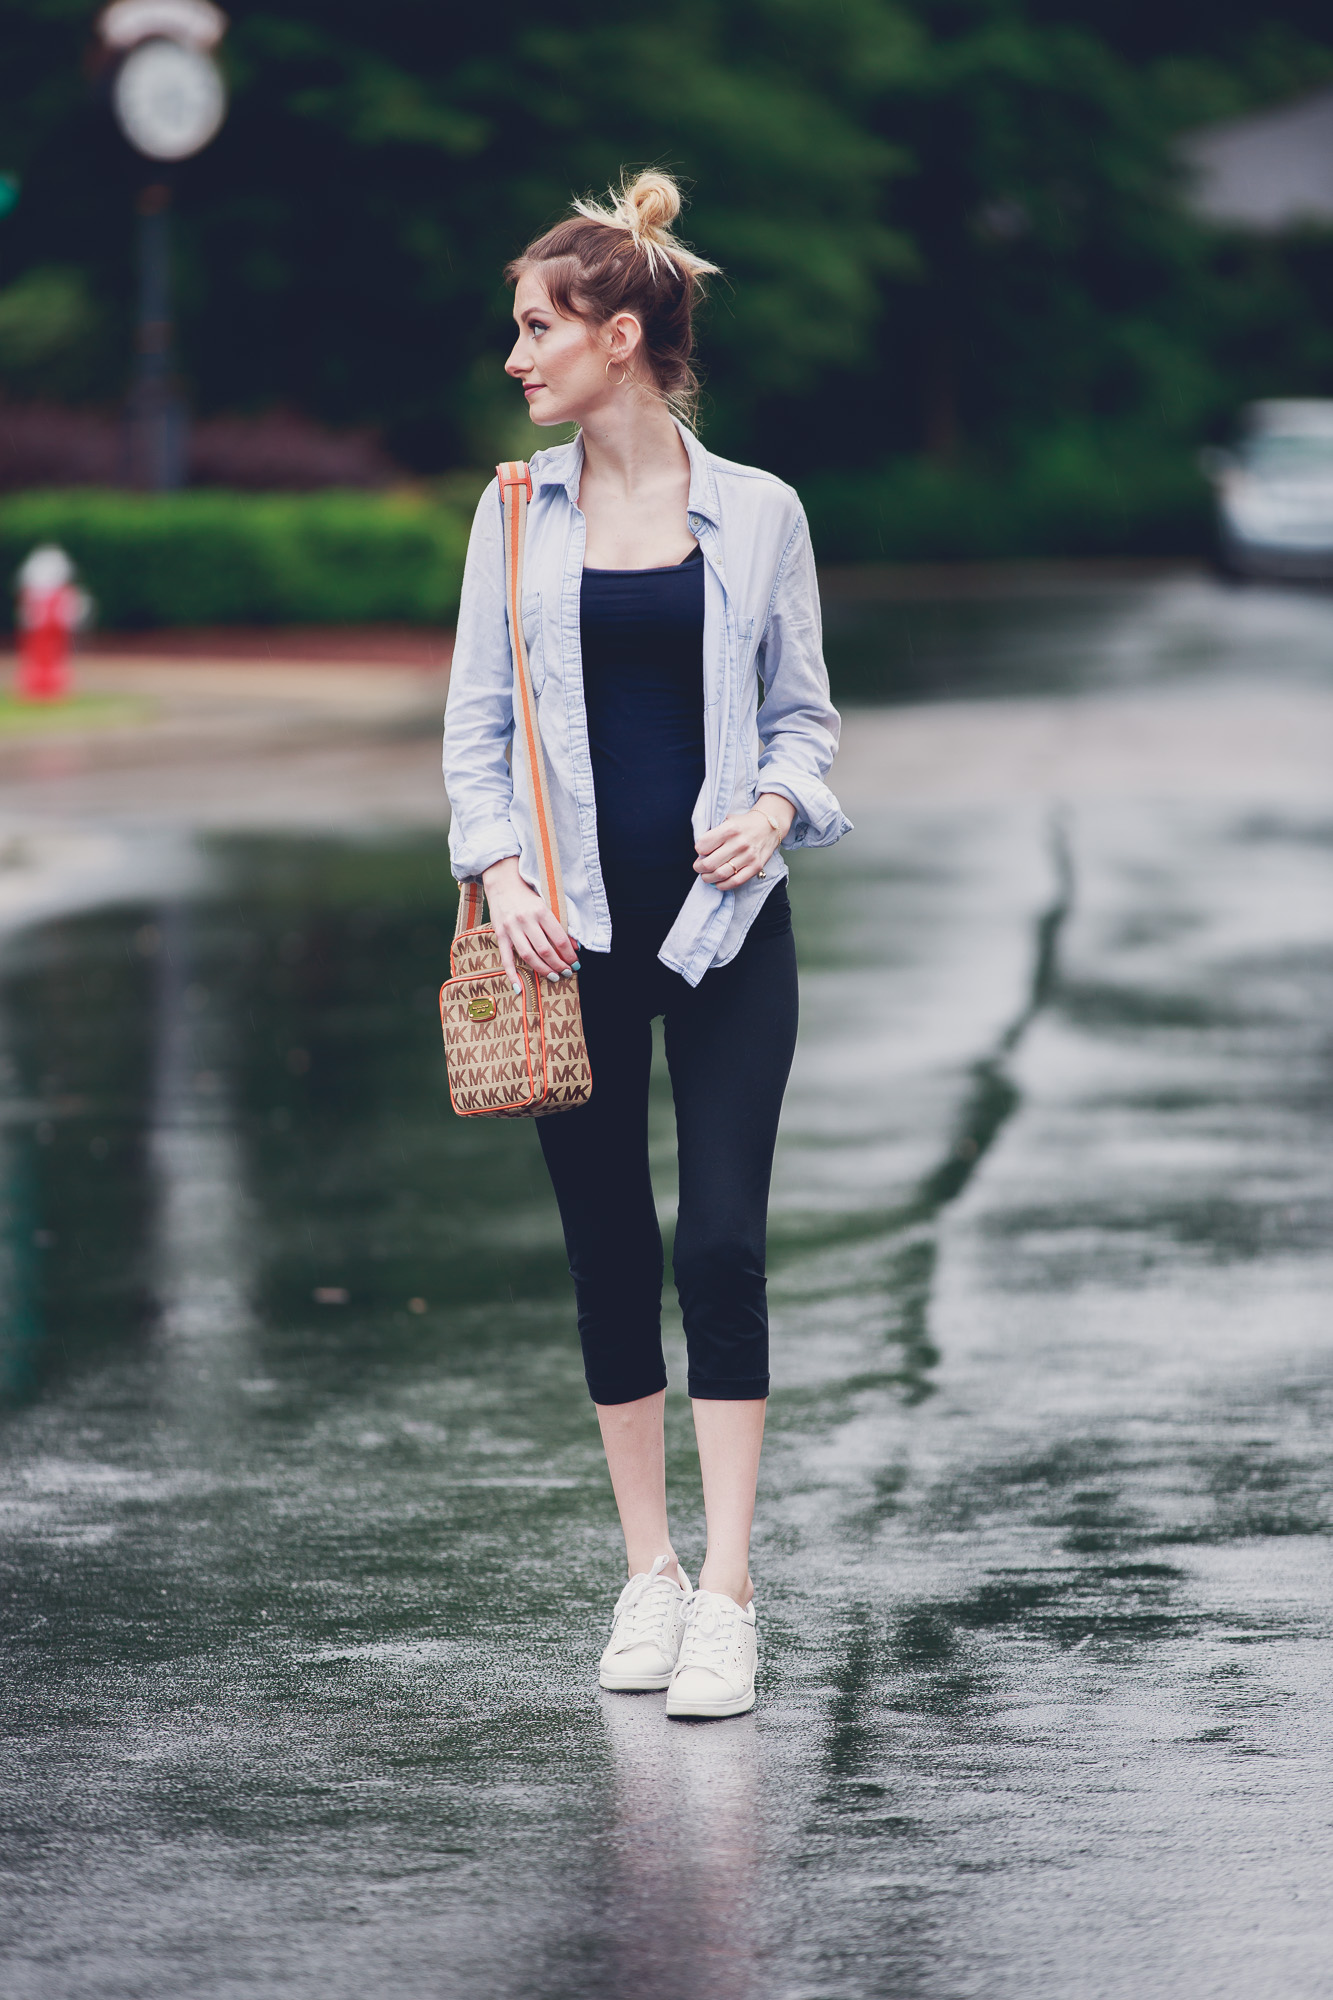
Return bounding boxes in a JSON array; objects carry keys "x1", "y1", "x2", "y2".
[{"x1": 537, "y1": 888, "x2": 798, "y2": 1405}]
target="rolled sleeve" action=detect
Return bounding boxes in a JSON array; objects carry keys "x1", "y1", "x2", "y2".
[
  {"x1": 442, "y1": 480, "x2": 521, "y2": 883},
  {"x1": 755, "y1": 511, "x2": 853, "y2": 850},
  {"x1": 449, "y1": 814, "x2": 522, "y2": 880}
]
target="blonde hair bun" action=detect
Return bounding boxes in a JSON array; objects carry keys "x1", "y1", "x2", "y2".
[
  {"x1": 572, "y1": 169, "x2": 720, "y2": 281},
  {"x1": 624, "y1": 171, "x2": 681, "y2": 236}
]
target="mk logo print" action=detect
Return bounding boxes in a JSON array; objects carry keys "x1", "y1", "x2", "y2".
[{"x1": 441, "y1": 927, "x2": 591, "y2": 1120}]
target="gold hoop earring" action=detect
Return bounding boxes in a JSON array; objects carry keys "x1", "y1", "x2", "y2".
[{"x1": 605, "y1": 357, "x2": 629, "y2": 387}]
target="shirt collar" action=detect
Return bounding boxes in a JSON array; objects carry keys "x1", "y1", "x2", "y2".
[{"x1": 530, "y1": 418, "x2": 720, "y2": 527}]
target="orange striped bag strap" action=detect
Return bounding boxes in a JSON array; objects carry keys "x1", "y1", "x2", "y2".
[{"x1": 455, "y1": 460, "x2": 569, "y2": 939}]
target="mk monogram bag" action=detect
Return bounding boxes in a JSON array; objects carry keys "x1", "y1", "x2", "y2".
[{"x1": 439, "y1": 461, "x2": 593, "y2": 1119}]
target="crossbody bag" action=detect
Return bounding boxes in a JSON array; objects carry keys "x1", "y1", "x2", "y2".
[{"x1": 438, "y1": 461, "x2": 593, "y2": 1118}]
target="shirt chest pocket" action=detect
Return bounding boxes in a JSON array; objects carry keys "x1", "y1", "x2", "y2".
[
  {"x1": 520, "y1": 591, "x2": 544, "y2": 693},
  {"x1": 706, "y1": 613, "x2": 755, "y2": 712},
  {"x1": 735, "y1": 615, "x2": 758, "y2": 706},
  {"x1": 737, "y1": 617, "x2": 758, "y2": 780}
]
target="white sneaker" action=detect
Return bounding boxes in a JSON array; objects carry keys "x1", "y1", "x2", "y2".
[
  {"x1": 598, "y1": 1554, "x2": 693, "y2": 1691},
  {"x1": 665, "y1": 1589, "x2": 757, "y2": 1719}
]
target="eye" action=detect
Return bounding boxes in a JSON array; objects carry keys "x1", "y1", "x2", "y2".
[{"x1": 530, "y1": 319, "x2": 549, "y2": 337}]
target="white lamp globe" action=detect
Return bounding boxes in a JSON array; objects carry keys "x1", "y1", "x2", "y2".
[{"x1": 112, "y1": 37, "x2": 227, "y2": 161}]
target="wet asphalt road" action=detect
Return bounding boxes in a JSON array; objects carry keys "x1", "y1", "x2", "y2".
[{"x1": 2, "y1": 575, "x2": 1332, "y2": 1998}]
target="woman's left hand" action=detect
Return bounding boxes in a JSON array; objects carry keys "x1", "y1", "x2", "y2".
[{"x1": 694, "y1": 794, "x2": 796, "y2": 889}]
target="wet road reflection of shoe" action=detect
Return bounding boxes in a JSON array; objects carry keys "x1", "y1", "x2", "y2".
[{"x1": 599, "y1": 1684, "x2": 761, "y2": 1992}]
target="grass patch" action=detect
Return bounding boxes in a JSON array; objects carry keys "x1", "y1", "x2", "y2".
[{"x1": 0, "y1": 691, "x2": 154, "y2": 736}]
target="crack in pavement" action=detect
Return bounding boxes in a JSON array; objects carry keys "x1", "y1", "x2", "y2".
[{"x1": 814, "y1": 809, "x2": 1076, "y2": 1403}]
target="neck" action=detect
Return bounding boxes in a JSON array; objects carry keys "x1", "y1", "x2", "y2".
[{"x1": 576, "y1": 390, "x2": 689, "y2": 493}]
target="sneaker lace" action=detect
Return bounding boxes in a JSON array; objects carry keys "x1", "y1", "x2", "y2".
[
  {"x1": 678, "y1": 1592, "x2": 748, "y2": 1677},
  {"x1": 610, "y1": 1554, "x2": 685, "y2": 1650}
]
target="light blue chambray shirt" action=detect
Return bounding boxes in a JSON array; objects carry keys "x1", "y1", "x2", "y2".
[{"x1": 442, "y1": 420, "x2": 851, "y2": 987}]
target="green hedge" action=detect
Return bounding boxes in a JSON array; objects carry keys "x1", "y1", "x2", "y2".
[
  {"x1": 799, "y1": 431, "x2": 1214, "y2": 564},
  {"x1": 0, "y1": 488, "x2": 472, "y2": 629},
  {"x1": 0, "y1": 441, "x2": 1213, "y2": 632}
]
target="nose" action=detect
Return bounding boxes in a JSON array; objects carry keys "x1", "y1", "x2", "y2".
[{"x1": 505, "y1": 336, "x2": 529, "y2": 379}]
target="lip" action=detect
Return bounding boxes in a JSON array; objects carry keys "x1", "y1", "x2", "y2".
[{"x1": 523, "y1": 383, "x2": 545, "y2": 399}]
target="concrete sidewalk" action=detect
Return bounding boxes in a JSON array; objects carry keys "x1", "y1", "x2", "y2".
[
  {"x1": 0, "y1": 651, "x2": 449, "y2": 786},
  {"x1": 4, "y1": 640, "x2": 1333, "y2": 827}
]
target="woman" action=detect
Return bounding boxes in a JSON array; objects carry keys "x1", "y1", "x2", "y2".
[{"x1": 443, "y1": 171, "x2": 850, "y2": 1718}]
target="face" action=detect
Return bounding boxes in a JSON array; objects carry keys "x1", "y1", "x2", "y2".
[{"x1": 506, "y1": 270, "x2": 643, "y2": 428}]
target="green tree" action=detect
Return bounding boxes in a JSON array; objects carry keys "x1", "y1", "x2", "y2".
[
  {"x1": 2, "y1": 0, "x2": 1333, "y2": 535},
  {"x1": 0, "y1": 2, "x2": 919, "y2": 463}
]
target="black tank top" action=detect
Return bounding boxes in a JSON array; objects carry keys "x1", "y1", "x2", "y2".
[{"x1": 580, "y1": 545, "x2": 705, "y2": 916}]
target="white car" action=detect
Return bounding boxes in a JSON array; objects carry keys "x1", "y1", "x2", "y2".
[{"x1": 1203, "y1": 400, "x2": 1333, "y2": 579}]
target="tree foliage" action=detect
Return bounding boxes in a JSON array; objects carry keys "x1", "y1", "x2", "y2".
[{"x1": 1, "y1": 0, "x2": 1331, "y2": 488}]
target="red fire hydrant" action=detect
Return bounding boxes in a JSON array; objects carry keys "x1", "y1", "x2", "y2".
[{"x1": 15, "y1": 545, "x2": 87, "y2": 702}]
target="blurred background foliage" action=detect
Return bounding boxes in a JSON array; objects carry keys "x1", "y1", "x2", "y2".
[
  {"x1": 0, "y1": 487, "x2": 469, "y2": 624},
  {"x1": 2, "y1": 0, "x2": 1333, "y2": 588}
]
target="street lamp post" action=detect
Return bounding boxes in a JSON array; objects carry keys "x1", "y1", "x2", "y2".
[
  {"x1": 131, "y1": 177, "x2": 182, "y2": 491},
  {"x1": 97, "y1": 1, "x2": 229, "y2": 492}
]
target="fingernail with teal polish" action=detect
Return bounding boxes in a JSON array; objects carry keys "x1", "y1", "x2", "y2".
[
  {"x1": 511, "y1": 980, "x2": 522, "y2": 994},
  {"x1": 572, "y1": 959, "x2": 581, "y2": 970}
]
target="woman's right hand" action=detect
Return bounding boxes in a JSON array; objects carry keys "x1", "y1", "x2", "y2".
[{"x1": 480, "y1": 856, "x2": 579, "y2": 992}]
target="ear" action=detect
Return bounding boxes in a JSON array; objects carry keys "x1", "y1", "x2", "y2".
[{"x1": 605, "y1": 312, "x2": 644, "y2": 365}]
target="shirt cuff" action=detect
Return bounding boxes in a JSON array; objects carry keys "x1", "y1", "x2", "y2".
[
  {"x1": 449, "y1": 820, "x2": 521, "y2": 882},
  {"x1": 756, "y1": 778, "x2": 853, "y2": 850}
]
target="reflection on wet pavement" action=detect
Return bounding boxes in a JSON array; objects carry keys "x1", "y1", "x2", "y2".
[
  {"x1": 2, "y1": 579, "x2": 1332, "y2": 1998},
  {"x1": 823, "y1": 565, "x2": 1333, "y2": 704}
]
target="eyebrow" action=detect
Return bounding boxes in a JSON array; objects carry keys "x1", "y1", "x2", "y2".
[{"x1": 515, "y1": 306, "x2": 550, "y2": 325}]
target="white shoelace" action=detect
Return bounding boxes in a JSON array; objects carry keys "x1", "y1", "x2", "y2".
[
  {"x1": 676, "y1": 1591, "x2": 752, "y2": 1679},
  {"x1": 609, "y1": 1554, "x2": 687, "y2": 1651}
]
